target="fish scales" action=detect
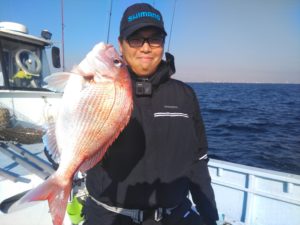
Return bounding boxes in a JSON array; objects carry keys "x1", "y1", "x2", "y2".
[
  {"x1": 66, "y1": 82, "x2": 130, "y2": 172},
  {"x1": 56, "y1": 77, "x2": 131, "y2": 177}
]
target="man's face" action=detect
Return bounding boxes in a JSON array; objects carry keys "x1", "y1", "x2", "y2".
[{"x1": 119, "y1": 27, "x2": 165, "y2": 77}]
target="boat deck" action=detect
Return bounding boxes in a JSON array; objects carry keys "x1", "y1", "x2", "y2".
[{"x1": 0, "y1": 142, "x2": 60, "y2": 225}]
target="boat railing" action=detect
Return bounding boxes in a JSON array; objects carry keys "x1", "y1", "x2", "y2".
[{"x1": 208, "y1": 159, "x2": 300, "y2": 225}]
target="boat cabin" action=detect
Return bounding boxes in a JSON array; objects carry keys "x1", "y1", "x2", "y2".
[{"x1": 0, "y1": 22, "x2": 60, "y2": 91}]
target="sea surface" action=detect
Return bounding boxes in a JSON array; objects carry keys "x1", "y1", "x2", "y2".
[{"x1": 189, "y1": 83, "x2": 300, "y2": 175}]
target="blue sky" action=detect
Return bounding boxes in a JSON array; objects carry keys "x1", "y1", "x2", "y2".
[{"x1": 1, "y1": 0, "x2": 300, "y2": 83}]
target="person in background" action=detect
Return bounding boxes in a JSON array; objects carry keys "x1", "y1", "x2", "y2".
[{"x1": 83, "y1": 3, "x2": 219, "y2": 225}]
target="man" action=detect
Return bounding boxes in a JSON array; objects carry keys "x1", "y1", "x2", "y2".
[{"x1": 83, "y1": 3, "x2": 219, "y2": 225}]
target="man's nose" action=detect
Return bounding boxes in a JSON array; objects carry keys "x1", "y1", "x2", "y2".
[{"x1": 140, "y1": 41, "x2": 151, "y2": 52}]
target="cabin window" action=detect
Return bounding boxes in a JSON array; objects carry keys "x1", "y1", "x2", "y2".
[{"x1": 0, "y1": 39, "x2": 48, "y2": 89}]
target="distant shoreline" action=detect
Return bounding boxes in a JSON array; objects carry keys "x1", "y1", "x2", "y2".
[{"x1": 186, "y1": 82, "x2": 300, "y2": 85}]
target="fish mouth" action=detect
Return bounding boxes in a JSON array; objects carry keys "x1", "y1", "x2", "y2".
[
  {"x1": 105, "y1": 44, "x2": 114, "y2": 50},
  {"x1": 96, "y1": 42, "x2": 113, "y2": 52}
]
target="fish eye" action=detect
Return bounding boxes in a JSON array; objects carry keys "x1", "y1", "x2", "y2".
[{"x1": 113, "y1": 58, "x2": 123, "y2": 67}]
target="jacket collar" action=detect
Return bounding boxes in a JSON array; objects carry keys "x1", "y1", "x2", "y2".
[{"x1": 128, "y1": 52, "x2": 176, "y2": 87}]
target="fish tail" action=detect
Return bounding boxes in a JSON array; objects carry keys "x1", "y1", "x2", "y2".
[{"x1": 12, "y1": 175, "x2": 72, "y2": 225}]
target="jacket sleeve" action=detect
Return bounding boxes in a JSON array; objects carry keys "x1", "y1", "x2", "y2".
[
  {"x1": 188, "y1": 88, "x2": 219, "y2": 225},
  {"x1": 189, "y1": 160, "x2": 219, "y2": 225}
]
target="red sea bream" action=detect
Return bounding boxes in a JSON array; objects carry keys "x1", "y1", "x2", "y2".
[{"x1": 11, "y1": 42, "x2": 133, "y2": 225}]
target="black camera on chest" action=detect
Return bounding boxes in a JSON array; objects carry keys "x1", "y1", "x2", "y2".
[{"x1": 135, "y1": 80, "x2": 152, "y2": 96}]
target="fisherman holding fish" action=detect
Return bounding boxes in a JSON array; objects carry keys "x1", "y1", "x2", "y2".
[
  {"x1": 83, "y1": 3, "x2": 219, "y2": 225},
  {"x1": 10, "y1": 3, "x2": 218, "y2": 225}
]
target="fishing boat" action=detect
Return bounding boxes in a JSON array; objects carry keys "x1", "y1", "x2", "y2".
[{"x1": 1, "y1": 22, "x2": 300, "y2": 225}]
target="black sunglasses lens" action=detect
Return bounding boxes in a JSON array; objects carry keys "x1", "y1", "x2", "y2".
[
  {"x1": 128, "y1": 38, "x2": 143, "y2": 47},
  {"x1": 127, "y1": 36, "x2": 164, "y2": 47}
]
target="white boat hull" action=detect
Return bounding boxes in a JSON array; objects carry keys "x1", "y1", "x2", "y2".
[{"x1": 208, "y1": 159, "x2": 300, "y2": 225}]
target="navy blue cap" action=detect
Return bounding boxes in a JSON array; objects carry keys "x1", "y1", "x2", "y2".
[{"x1": 120, "y1": 3, "x2": 167, "y2": 38}]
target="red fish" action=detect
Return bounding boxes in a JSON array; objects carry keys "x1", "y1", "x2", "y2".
[{"x1": 11, "y1": 42, "x2": 133, "y2": 225}]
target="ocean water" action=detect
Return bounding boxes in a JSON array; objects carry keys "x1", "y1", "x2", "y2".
[{"x1": 189, "y1": 83, "x2": 300, "y2": 175}]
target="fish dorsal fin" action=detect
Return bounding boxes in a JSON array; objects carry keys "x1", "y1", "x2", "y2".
[
  {"x1": 43, "y1": 118, "x2": 61, "y2": 165},
  {"x1": 43, "y1": 72, "x2": 74, "y2": 92},
  {"x1": 42, "y1": 100, "x2": 61, "y2": 165}
]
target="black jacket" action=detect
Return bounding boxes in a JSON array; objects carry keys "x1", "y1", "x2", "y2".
[{"x1": 86, "y1": 53, "x2": 218, "y2": 224}]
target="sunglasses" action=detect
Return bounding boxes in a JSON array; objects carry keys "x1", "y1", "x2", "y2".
[{"x1": 126, "y1": 36, "x2": 165, "y2": 48}]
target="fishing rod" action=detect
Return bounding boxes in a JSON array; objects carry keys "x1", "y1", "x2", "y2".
[
  {"x1": 106, "y1": 0, "x2": 113, "y2": 43},
  {"x1": 167, "y1": 0, "x2": 178, "y2": 52},
  {"x1": 61, "y1": 0, "x2": 65, "y2": 71}
]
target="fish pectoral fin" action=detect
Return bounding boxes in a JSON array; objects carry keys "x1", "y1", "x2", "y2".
[
  {"x1": 43, "y1": 72, "x2": 75, "y2": 92},
  {"x1": 43, "y1": 133, "x2": 60, "y2": 166}
]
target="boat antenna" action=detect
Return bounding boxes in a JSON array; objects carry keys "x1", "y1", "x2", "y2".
[
  {"x1": 61, "y1": 0, "x2": 65, "y2": 71},
  {"x1": 167, "y1": 0, "x2": 178, "y2": 52},
  {"x1": 106, "y1": 0, "x2": 113, "y2": 43}
]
